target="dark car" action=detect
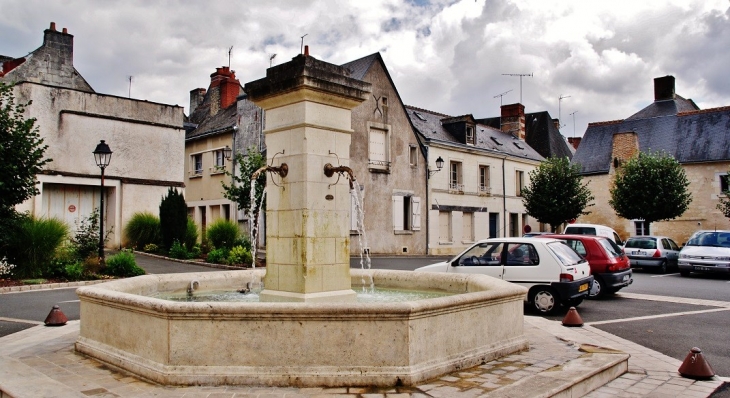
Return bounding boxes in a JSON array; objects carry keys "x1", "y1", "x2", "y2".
[
  {"x1": 542, "y1": 234, "x2": 632, "y2": 298},
  {"x1": 624, "y1": 236, "x2": 680, "y2": 273}
]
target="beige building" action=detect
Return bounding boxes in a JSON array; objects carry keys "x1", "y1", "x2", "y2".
[
  {"x1": 342, "y1": 54, "x2": 429, "y2": 255},
  {"x1": 572, "y1": 76, "x2": 730, "y2": 244},
  {"x1": 1, "y1": 23, "x2": 185, "y2": 249},
  {"x1": 406, "y1": 105, "x2": 543, "y2": 255}
]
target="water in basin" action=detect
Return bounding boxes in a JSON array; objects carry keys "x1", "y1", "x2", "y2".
[{"x1": 153, "y1": 286, "x2": 453, "y2": 303}]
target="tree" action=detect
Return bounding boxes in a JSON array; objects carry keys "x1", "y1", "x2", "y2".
[
  {"x1": 717, "y1": 172, "x2": 730, "y2": 218},
  {"x1": 0, "y1": 82, "x2": 51, "y2": 216},
  {"x1": 222, "y1": 146, "x2": 266, "y2": 235},
  {"x1": 159, "y1": 188, "x2": 188, "y2": 250},
  {"x1": 609, "y1": 151, "x2": 692, "y2": 234},
  {"x1": 522, "y1": 157, "x2": 595, "y2": 232}
]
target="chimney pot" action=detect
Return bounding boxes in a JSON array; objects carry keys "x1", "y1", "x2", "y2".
[
  {"x1": 50, "y1": 22, "x2": 56, "y2": 31},
  {"x1": 500, "y1": 103, "x2": 526, "y2": 140},
  {"x1": 304, "y1": 45, "x2": 309, "y2": 56},
  {"x1": 62, "y1": 28, "x2": 67, "y2": 34}
]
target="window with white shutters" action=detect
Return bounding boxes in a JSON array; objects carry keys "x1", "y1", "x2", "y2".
[
  {"x1": 368, "y1": 122, "x2": 391, "y2": 172},
  {"x1": 392, "y1": 196, "x2": 404, "y2": 231},
  {"x1": 411, "y1": 197, "x2": 421, "y2": 231}
]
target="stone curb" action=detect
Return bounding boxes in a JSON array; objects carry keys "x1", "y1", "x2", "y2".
[{"x1": 0, "y1": 279, "x2": 106, "y2": 294}]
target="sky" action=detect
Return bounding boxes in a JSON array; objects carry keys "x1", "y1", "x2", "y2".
[{"x1": 1, "y1": 0, "x2": 729, "y2": 138}]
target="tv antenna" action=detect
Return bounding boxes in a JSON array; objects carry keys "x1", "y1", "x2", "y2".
[
  {"x1": 502, "y1": 73, "x2": 532, "y2": 103},
  {"x1": 127, "y1": 76, "x2": 132, "y2": 98},
  {"x1": 300, "y1": 34, "x2": 308, "y2": 54},
  {"x1": 269, "y1": 53, "x2": 277, "y2": 67},
  {"x1": 558, "y1": 94, "x2": 571, "y2": 129},
  {"x1": 493, "y1": 89, "x2": 513, "y2": 107},
  {"x1": 569, "y1": 111, "x2": 578, "y2": 138},
  {"x1": 228, "y1": 46, "x2": 233, "y2": 68}
]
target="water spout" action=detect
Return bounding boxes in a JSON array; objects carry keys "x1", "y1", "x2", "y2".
[
  {"x1": 324, "y1": 163, "x2": 356, "y2": 189},
  {"x1": 252, "y1": 163, "x2": 288, "y2": 180},
  {"x1": 187, "y1": 280, "x2": 200, "y2": 295}
]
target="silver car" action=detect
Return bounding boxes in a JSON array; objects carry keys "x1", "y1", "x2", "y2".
[{"x1": 624, "y1": 236, "x2": 680, "y2": 273}]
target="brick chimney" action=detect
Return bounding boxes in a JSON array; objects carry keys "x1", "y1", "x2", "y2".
[
  {"x1": 501, "y1": 103, "x2": 526, "y2": 140},
  {"x1": 654, "y1": 75, "x2": 675, "y2": 101},
  {"x1": 209, "y1": 66, "x2": 241, "y2": 115},
  {"x1": 552, "y1": 118, "x2": 560, "y2": 130},
  {"x1": 189, "y1": 88, "x2": 206, "y2": 114},
  {"x1": 567, "y1": 137, "x2": 582, "y2": 150}
]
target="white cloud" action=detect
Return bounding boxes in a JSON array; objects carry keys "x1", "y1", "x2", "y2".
[{"x1": 1, "y1": 0, "x2": 728, "y2": 137}]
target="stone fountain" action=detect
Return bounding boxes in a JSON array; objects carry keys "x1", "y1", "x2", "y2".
[{"x1": 74, "y1": 52, "x2": 528, "y2": 387}]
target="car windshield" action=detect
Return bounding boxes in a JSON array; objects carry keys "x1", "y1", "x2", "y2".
[
  {"x1": 625, "y1": 238, "x2": 657, "y2": 249},
  {"x1": 598, "y1": 238, "x2": 623, "y2": 257},
  {"x1": 565, "y1": 227, "x2": 596, "y2": 235},
  {"x1": 686, "y1": 232, "x2": 730, "y2": 248},
  {"x1": 456, "y1": 242, "x2": 504, "y2": 266},
  {"x1": 546, "y1": 241, "x2": 584, "y2": 266}
]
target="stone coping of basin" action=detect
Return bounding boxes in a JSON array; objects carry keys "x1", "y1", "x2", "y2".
[{"x1": 75, "y1": 269, "x2": 529, "y2": 387}]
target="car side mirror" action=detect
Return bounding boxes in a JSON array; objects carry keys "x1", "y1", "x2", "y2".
[{"x1": 451, "y1": 260, "x2": 459, "y2": 267}]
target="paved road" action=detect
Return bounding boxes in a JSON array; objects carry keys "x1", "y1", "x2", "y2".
[{"x1": 2, "y1": 253, "x2": 729, "y2": 381}]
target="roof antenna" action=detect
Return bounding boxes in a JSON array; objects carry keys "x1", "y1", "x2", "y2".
[
  {"x1": 127, "y1": 76, "x2": 132, "y2": 98},
  {"x1": 493, "y1": 89, "x2": 513, "y2": 107},
  {"x1": 502, "y1": 73, "x2": 532, "y2": 103},
  {"x1": 228, "y1": 46, "x2": 233, "y2": 68},
  {"x1": 569, "y1": 111, "x2": 578, "y2": 138},
  {"x1": 300, "y1": 34, "x2": 308, "y2": 54},
  {"x1": 559, "y1": 94, "x2": 571, "y2": 129}
]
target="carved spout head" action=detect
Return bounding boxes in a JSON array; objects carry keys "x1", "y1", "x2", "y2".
[{"x1": 324, "y1": 163, "x2": 356, "y2": 189}]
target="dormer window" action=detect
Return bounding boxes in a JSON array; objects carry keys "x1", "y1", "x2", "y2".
[{"x1": 466, "y1": 126, "x2": 475, "y2": 145}]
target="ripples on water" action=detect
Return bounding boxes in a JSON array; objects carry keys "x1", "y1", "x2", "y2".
[{"x1": 153, "y1": 287, "x2": 452, "y2": 303}]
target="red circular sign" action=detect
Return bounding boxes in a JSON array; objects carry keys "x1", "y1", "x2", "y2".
[
  {"x1": 68, "y1": 205, "x2": 76, "y2": 213},
  {"x1": 523, "y1": 224, "x2": 532, "y2": 233},
  {"x1": 568, "y1": 219, "x2": 576, "y2": 224}
]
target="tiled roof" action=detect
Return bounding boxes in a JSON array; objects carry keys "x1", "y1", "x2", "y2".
[
  {"x1": 572, "y1": 107, "x2": 730, "y2": 174},
  {"x1": 477, "y1": 111, "x2": 574, "y2": 160},
  {"x1": 406, "y1": 106, "x2": 543, "y2": 162},
  {"x1": 185, "y1": 103, "x2": 237, "y2": 140},
  {"x1": 341, "y1": 54, "x2": 378, "y2": 81}
]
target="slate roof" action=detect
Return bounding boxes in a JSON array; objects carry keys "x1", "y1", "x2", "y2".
[
  {"x1": 478, "y1": 111, "x2": 574, "y2": 160},
  {"x1": 341, "y1": 54, "x2": 378, "y2": 81},
  {"x1": 406, "y1": 106, "x2": 543, "y2": 162},
  {"x1": 572, "y1": 106, "x2": 730, "y2": 175},
  {"x1": 185, "y1": 103, "x2": 237, "y2": 140},
  {"x1": 625, "y1": 95, "x2": 699, "y2": 120}
]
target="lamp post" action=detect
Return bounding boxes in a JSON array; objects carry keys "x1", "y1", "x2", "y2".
[{"x1": 93, "y1": 140, "x2": 113, "y2": 263}]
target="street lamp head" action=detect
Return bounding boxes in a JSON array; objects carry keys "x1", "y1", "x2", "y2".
[
  {"x1": 435, "y1": 156, "x2": 444, "y2": 170},
  {"x1": 223, "y1": 145, "x2": 233, "y2": 160},
  {"x1": 93, "y1": 140, "x2": 113, "y2": 169}
]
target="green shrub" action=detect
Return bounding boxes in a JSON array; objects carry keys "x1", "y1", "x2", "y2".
[
  {"x1": 159, "y1": 188, "x2": 188, "y2": 250},
  {"x1": 184, "y1": 218, "x2": 198, "y2": 250},
  {"x1": 104, "y1": 250, "x2": 145, "y2": 277},
  {"x1": 64, "y1": 262, "x2": 85, "y2": 281},
  {"x1": 70, "y1": 209, "x2": 110, "y2": 261},
  {"x1": 206, "y1": 219, "x2": 239, "y2": 250},
  {"x1": 124, "y1": 212, "x2": 160, "y2": 250},
  {"x1": 228, "y1": 245, "x2": 252, "y2": 266},
  {"x1": 10, "y1": 216, "x2": 68, "y2": 279},
  {"x1": 143, "y1": 243, "x2": 159, "y2": 253},
  {"x1": 189, "y1": 244, "x2": 201, "y2": 259},
  {"x1": 233, "y1": 236, "x2": 252, "y2": 252},
  {"x1": 206, "y1": 247, "x2": 229, "y2": 264},
  {"x1": 168, "y1": 240, "x2": 189, "y2": 259}
]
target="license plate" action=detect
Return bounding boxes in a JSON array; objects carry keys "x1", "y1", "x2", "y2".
[
  {"x1": 578, "y1": 283, "x2": 589, "y2": 292},
  {"x1": 622, "y1": 275, "x2": 630, "y2": 282},
  {"x1": 632, "y1": 251, "x2": 640, "y2": 255},
  {"x1": 695, "y1": 266, "x2": 712, "y2": 271}
]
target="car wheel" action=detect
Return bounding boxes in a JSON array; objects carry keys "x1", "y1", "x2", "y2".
[
  {"x1": 530, "y1": 287, "x2": 559, "y2": 315},
  {"x1": 588, "y1": 277, "x2": 605, "y2": 299},
  {"x1": 679, "y1": 269, "x2": 691, "y2": 277},
  {"x1": 658, "y1": 260, "x2": 667, "y2": 274}
]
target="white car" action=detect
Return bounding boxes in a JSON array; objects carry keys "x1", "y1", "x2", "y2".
[
  {"x1": 678, "y1": 230, "x2": 730, "y2": 277},
  {"x1": 563, "y1": 223, "x2": 624, "y2": 246},
  {"x1": 415, "y1": 237, "x2": 594, "y2": 314}
]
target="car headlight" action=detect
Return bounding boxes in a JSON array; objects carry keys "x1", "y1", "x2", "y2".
[{"x1": 679, "y1": 253, "x2": 689, "y2": 259}]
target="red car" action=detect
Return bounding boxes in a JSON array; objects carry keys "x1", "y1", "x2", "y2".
[{"x1": 542, "y1": 234, "x2": 632, "y2": 298}]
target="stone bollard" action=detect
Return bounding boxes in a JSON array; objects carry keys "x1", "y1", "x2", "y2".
[
  {"x1": 562, "y1": 306, "x2": 584, "y2": 327},
  {"x1": 678, "y1": 347, "x2": 715, "y2": 379},
  {"x1": 44, "y1": 305, "x2": 68, "y2": 326}
]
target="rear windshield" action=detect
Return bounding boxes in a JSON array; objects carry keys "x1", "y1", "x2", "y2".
[
  {"x1": 625, "y1": 237, "x2": 657, "y2": 249},
  {"x1": 547, "y1": 241, "x2": 585, "y2": 266},
  {"x1": 564, "y1": 227, "x2": 597, "y2": 235},
  {"x1": 598, "y1": 238, "x2": 623, "y2": 257},
  {"x1": 686, "y1": 232, "x2": 730, "y2": 248}
]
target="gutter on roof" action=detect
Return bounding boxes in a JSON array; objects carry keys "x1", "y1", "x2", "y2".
[{"x1": 185, "y1": 125, "x2": 235, "y2": 141}]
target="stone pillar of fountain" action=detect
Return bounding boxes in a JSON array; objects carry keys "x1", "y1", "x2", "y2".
[{"x1": 244, "y1": 52, "x2": 371, "y2": 302}]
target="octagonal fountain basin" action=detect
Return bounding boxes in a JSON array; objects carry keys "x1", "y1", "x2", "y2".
[{"x1": 75, "y1": 269, "x2": 528, "y2": 387}]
